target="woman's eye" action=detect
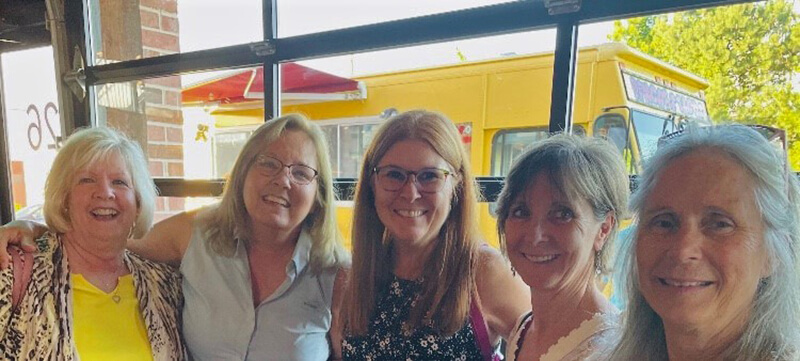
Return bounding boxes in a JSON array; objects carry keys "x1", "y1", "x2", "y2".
[
  {"x1": 648, "y1": 215, "x2": 677, "y2": 232},
  {"x1": 551, "y1": 208, "x2": 574, "y2": 221},
  {"x1": 510, "y1": 206, "x2": 529, "y2": 218},
  {"x1": 113, "y1": 179, "x2": 130, "y2": 187},
  {"x1": 78, "y1": 177, "x2": 94, "y2": 184},
  {"x1": 706, "y1": 216, "x2": 735, "y2": 234}
]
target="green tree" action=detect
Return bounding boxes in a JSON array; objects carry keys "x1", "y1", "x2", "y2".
[{"x1": 610, "y1": 0, "x2": 800, "y2": 167}]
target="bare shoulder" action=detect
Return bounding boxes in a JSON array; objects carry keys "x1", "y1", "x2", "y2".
[{"x1": 475, "y1": 245, "x2": 509, "y2": 282}]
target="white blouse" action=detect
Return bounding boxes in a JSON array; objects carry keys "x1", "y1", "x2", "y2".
[{"x1": 506, "y1": 311, "x2": 619, "y2": 361}]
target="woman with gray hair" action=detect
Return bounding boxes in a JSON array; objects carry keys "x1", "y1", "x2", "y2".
[
  {"x1": 604, "y1": 125, "x2": 800, "y2": 360},
  {"x1": 495, "y1": 133, "x2": 629, "y2": 360},
  {"x1": 0, "y1": 127, "x2": 185, "y2": 359}
]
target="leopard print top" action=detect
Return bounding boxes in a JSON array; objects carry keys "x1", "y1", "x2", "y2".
[{"x1": 0, "y1": 232, "x2": 186, "y2": 360}]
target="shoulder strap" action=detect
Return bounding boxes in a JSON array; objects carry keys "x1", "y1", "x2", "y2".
[
  {"x1": 10, "y1": 245, "x2": 34, "y2": 310},
  {"x1": 470, "y1": 296, "x2": 499, "y2": 361}
]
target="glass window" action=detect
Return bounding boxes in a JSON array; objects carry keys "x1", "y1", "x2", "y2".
[
  {"x1": 631, "y1": 110, "x2": 670, "y2": 162},
  {"x1": 84, "y1": 0, "x2": 262, "y2": 63},
  {"x1": 490, "y1": 129, "x2": 550, "y2": 176},
  {"x1": 605, "y1": 0, "x2": 798, "y2": 168},
  {"x1": 593, "y1": 113, "x2": 628, "y2": 154},
  {"x1": 94, "y1": 67, "x2": 263, "y2": 180},
  {"x1": 1, "y1": 47, "x2": 60, "y2": 219},
  {"x1": 278, "y1": 0, "x2": 514, "y2": 37}
]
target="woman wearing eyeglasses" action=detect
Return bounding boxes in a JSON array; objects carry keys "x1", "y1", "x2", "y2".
[
  {"x1": 341, "y1": 110, "x2": 529, "y2": 360},
  {"x1": 601, "y1": 125, "x2": 800, "y2": 360},
  {"x1": 0, "y1": 114, "x2": 350, "y2": 360}
]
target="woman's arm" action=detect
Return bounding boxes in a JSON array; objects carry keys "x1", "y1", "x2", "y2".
[
  {"x1": 475, "y1": 246, "x2": 531, "y2": 342},
  {"x1": 328, "y1": 267, "x2": 350, "y2": 361},
  {"x1": 128, "y1": 209, "x2": 198, "y2": 266},
  {"x1": 0, "y1": 220, "x2": 47, "y2": 269}
]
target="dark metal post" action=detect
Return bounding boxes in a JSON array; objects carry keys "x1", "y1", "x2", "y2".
[
  {"x1": 548, "y1": 18, "x2": 579, "y2": 134},
  {"x1": 263, "y1": 0, "x2": 280, "y2": 120},
  {"x1": 0, "y1": 60, "x2": 15, "y2": 223}
]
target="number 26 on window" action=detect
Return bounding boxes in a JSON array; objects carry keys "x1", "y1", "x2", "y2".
[{"x1": 27, "y1": 102, "x2": 61, "y2": 151}]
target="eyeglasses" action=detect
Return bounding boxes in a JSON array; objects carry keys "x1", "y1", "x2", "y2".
[
  {"x1": 658, "y1": 124, "x2": 786, "y2": 155},
  {"x1": 254, "y1": 154, "x2": 318, "y2": 185},
  {"x1": 373, "y1": 166, "x2": 453, "y2": 193}
]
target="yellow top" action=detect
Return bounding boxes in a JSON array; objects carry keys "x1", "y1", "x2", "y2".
[{"x1": 71, "y1": 273, "x2": 154, "y2": 361}]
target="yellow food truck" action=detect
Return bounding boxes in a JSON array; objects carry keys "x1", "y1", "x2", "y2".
[{"x1": 182, "y1": 42, "x2": 711, "y2": 246}]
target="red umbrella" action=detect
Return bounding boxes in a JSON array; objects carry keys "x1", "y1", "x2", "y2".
[{"x1": 182, "y1": 62, "x2": 362, "y2": 105}]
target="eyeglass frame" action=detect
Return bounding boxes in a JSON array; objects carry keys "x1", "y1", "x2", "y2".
[
  {"x1": 372, "y1": 166, "x2": 455, "y2": 193},
  {"x1": 253, "y1": 154, "x2": 319, "y2": 185}
]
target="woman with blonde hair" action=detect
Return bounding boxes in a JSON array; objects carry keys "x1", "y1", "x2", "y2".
[
  {"x1": 342, "y1": 110, "x2": 529, "y2": 360},
  {"x1": 0, "y1": 127, "x2": 184, "y2": 359},
  {"x1": 1, "y1": 114, "x2": 350, "y2": 360}
]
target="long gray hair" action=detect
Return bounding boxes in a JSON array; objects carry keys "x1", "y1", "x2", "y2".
[{"x1": 605, "y1": 125, "x2": 800, "y2": 360}]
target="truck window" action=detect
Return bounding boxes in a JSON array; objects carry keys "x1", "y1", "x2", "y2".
[
  {"x1": 631, "y1": 110, "x2": 670, "y2": 161},
  {"x1": 593, "y1": 114, "x2": 628, "y2": 154},
  {"x1": 320, "y1": 122, "x2": 381, "y2": 178},
  {"x1": 490, "y1": 129, "x2": 549, "y2": 176}
]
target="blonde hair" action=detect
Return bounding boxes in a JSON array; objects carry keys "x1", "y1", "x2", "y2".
[
  {"x1": 345, "y1": 110, "x2": 481, "y2": 336},
  {"x1": 43, "y1": 127, "x2": 157, "y2": 238},
  {"x1": 199, "y1": 114, "x2": 349, "y2": 272}
]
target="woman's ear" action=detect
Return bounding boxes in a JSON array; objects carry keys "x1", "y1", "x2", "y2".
[{"x1": 594, "y1": 211, "x2": 615, "y2": 252}]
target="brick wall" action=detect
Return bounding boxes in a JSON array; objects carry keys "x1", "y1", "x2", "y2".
[{"x1": 139, "y1": 0, "x2": 185, "y2": 219}]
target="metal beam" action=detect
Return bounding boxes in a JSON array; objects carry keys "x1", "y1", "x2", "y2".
[
  {"x1": 549, "y1": 18, "x2": 579, "y2": 133},
  {"x1": 263, "y1": 0, "x2": 280, "y2": 120}
]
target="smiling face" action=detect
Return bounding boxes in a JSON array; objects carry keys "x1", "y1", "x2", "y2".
[
  {"x1": 243, "y1": 130, "x2": 318, "y2": 239},
  {"x1": 373, "y1": 139, "x2": 456, "y2": 248},
  {"x1": 504, "y1": 172, "x2": 612, "y2": 292},
  {"x1": 636, "y1": 148, "x2": 770, "y2": 333},
  {"x1": 66, "y1": 152, "x2": 138, "y2": 244}
]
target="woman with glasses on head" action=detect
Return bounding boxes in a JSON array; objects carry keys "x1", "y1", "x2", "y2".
[
  {"x1": 0, "y1": 115, "x2": 350, "y2": 360},
  {"x1": 601, "y1": 125, "x2": 800, "y2": 360},
  {"x1": 342, "y1": 110, "x2": 529, "y2": 360}
]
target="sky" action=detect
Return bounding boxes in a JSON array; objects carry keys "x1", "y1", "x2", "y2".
[{"x1": 178, "y1": 0, "x2": 614, "y2": 82}]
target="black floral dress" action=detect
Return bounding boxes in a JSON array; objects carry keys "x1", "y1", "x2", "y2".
[{"x1": 342, "y1": 275, "x2": 484, "y2": 361}]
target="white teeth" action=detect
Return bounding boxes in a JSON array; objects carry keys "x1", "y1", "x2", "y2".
[
  {"x1": 396, "y1": 210, "x2": 424, "y2": 217},
  {"x1": 661, "y1": 279, "x2": 711, "y2": 287},
  {"x1": 264, "y1": 195, "x2": 289, "y2": 207},
  {"x1": 524, "y1": 254, "x2": 558, "y2": 263},
  {"x1": 92, "y1": 208, "x2": 118, "y2": 216}
]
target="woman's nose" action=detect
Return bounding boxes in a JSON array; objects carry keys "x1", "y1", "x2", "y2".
[
  {"x1": 93, "y1": 181, "x2": 116, "y2": 199},
  {"x1": 398, "y1": 175, "x2": 422, "y2": 201}
]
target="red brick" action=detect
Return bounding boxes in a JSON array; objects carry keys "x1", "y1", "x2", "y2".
[
  {"x1": 155, "y1": 197, "x2": 167, "y2": 212},
  {"x1": 140, "y1": 9, "x2": 159, "y2": 28},
  {"x1": 168, "y1": 197, "x2": 185, "y2": 211},
  {"x1": 149, "y1": 161, "x2": 164, "y2": 176},
  {"x1": 167, "y1": 162, "x2": 184, "y2": 177},
  {"x1": 163, "y1": 90, "x2": 181, "y2": 107},
  {"x1": 144, "y1": 87, "x2": 164, "y2": 105},
  {"x1": 146, "y1": 107, "x2": 183, "y2": 124},
  {"x1": 147, "y1": 124, "x2": 166, "y2": 141},
  {"x1": 143, "y1": 49, "x2": 164, "y2": 58},
  {"x1": 148, "y1": 144, "x2": 183, "y2": 160},
  {"x1": 166, "y1": 127, "x2": 182, "y2": 143},
  {"x1": 144, "y1": 76, "x2": 181, "y2": 88},
  {"x1": 141, "y1": 29, "x2": 179, "y2": 52},
  {"x1": 140, "y1": 0, "x2": 177, "y2": 13},
  {"x1": 161, "y1": 15, "x2": 179, "y2": 33}
]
